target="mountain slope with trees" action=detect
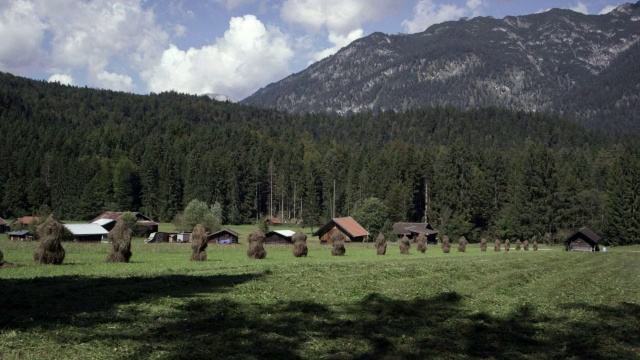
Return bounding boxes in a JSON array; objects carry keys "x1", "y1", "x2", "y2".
[
  {"x1": 243, "y1": 2, "x2": 640, "y2": 134},
  {"x1": 1, "y1": 72, "x2": 638, "y2": 245}
]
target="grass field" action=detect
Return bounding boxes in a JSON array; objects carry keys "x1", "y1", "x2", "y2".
[{"x1": 1, "y1": 234, "x2": 638, "y2": 359}]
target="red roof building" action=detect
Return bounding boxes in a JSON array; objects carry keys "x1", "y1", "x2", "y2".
[{"x1": 314, "y1": 216, "x2": 369, "y2": 243}]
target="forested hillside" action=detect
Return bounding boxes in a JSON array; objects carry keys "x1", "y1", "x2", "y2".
[{"x1": 1, "y1": 72, "x2": 638, "y2": 244}]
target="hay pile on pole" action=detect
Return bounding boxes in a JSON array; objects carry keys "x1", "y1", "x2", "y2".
[
  {"x1": 375, "y1": 233, "x2": 387, "y2": 255},
  {"x1": 292, "y1": 231, "x2": 308, "y2": 257},
  {"x1": 189, "y1": 224, "x2": 208, "y2": 261},
  {"x1": 533, "y1": 240, "x2": 539, "y2": 251},
  {"x1": 457, "y1": 236, "x2": 468, "y2": 252},
  {"x1": 33, "y1": 215, "x2": 65, "y2": 265},
  {"x1": 515, "y1": 239, "x2": 522, "y2": 250},
  {"x1": 416, "y1": 233, "x2": 427, "y2": 253},
  {"x1": 107, "y1": 219, "x2": 133, "y2": 263},
  {"x1": 399, "y1": 235, "x2": 411, "y2": 255},
  {"x1": 494, "y1": 239, "x2": 501, "y2": 252},
  {"x1": 0, "y1": 249, "x2": 16, "y2": 269},
  {"x1": 523, "y1": 239, "x2": 530, "y2": 251},
  {"x1": 480, "y1": 238, "x2": 487, "y2": 251},
  {"x1": 331, "y1": 230, "x2": 346, "y2": 256},
  {"x1": 247, "y1": 230, "x2": 267, "y2": 259},
  {"x1": 442, "y1": 236, "x2": 451, "y2": 253},
  {"x1": 504, "y1": 239, "x2": 511, "y2": 252}
]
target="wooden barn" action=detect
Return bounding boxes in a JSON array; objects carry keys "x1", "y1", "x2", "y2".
[
  {"x1": 63, "y1": 224, "x2": 109, "y2": 242},
  {"x1": 12, "y1": 216, "x2": 41, "y2": 228},
  {"x1": 315, "y1": 217, "x2": 369, "y2": 243},
  {"x1": 265, "y1": 230, "x2": 296, "y2": 244},
  {"x1": 207, "y1": 229, "x2": 240, "y2": 244},
  {"x1": 91, "y1": 211, "x2": 159, "y2": 233},
  {"x1": 564, "y1": 227, "x2": 602, "y2": 252},
  {"x1": 0, "y1": 217, "x2": 8, "y2": 234},
  {"x1": 7, "y1": 230, "x2": 33, "y2": 241},
  {"x1": 146, "y1": 232, "x2": 178, "y2": 243},
  {"x1": 392, "y1": 222, "x2": 438, "y2": 244}
]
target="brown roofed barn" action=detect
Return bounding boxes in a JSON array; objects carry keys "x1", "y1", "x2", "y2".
[{"x1": 315, "y1": 217, "x2": 369, "y2": 243}]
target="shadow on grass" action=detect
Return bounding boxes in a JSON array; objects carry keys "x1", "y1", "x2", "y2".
[{"x1": 2, "y1": 277, "x2": 638, "y2": 359}]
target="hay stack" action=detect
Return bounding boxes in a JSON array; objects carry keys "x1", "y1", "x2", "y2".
[
  {"x1": 457, "y1": 236, "x2": 468, "y2": 252},
  {"x1": 375, "y1": 233, "x2": 387, "y2": 255},
  {"x1": 494, "y1": 239, "x2": 501, "y2": 252},
  {"x1": 399, "y1": 235, "x2": 411, "y2": 255},
  {"x1": 523, "y1": 239, "x2": 530, "y2": 251},
  {"x1": 504, "y1": 239, "x2": 511, "y2": 252},
  {"x1": 515, "y1": 239, "x2": 522, "y2": 250},
  {"x1": 0, "y1": 249, "x2": 3, "y2": 264},
  {"x1": 331, "y1": 230, "x2": 346, "y2": 256},
  {"x1": 533, "y1": 240, "x2": 539, "y2": 251},
  {"x1": 247, "y1": 230, "x2": 267, "y2": 259},
  {"x1": 107, "y1": 219, "x2": 133, "y2": 263},
  {"x1": 0, "y1": 249, "x2": 16, "y2": 269},
  {"x1": 480, "y1": 238, "x2": 487, "y2": 251},
  {"x1": 189, "y1": 224, "x2": 208, "y2": 261},
  {"x1": 33, "y1": 215, "x2": 65, "y2": 265},
  {"x1": 442, "y1": 236, "x2": 451, "y2": 253},
  {"x1": 416, "y1": 234, "x2": 427, "y2": 253},
  {"x1": 292, "y1": 231, "x2": 308, "y2": 257}
]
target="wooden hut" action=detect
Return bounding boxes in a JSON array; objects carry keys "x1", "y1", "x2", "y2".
[
  {"x1": 63, "y1": 224, "x2": 109, "y2": 242},
  {"x1": 7, "y1": 230, "x2": 33, "y2": 241},
  {"x1": 314, "y1": 217, "x2": 369, "y2": 243},
  {"x1": 265, "y1": 217, "x2": 282, "y2": 226},
  {"x1": 265, "y1": 230, "x2": 295, "y2": 244},
  {"x1": 0, "y1": 217, "x2": 8, "y2": 234},
  {"x1": 146, "y1": 232, "x2": 178, "y2": 243},
  {"x1": 207, "y1": 229, "x2": 240, "y2": 244},
  {"x1": 564, "y1": 227, "x2": 602, "y2": 252},
  {"x1": 392, "y1": 222, "x2": 438, "y2": 244},
  {"x1": 12, "y1": 216, "x2": 41, "y2": 228}
]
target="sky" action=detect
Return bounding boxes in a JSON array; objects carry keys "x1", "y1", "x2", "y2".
[{"x1": 0, "y1": 0, "x2": 627, "y2": 100}]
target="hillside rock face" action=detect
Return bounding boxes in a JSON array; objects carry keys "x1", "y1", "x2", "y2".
[{"x1": 243, "y1": 2, "x2": 640, "y2": 132}]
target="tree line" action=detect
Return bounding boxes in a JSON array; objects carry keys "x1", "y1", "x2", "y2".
[{"x1": 0, "y1": 72, "x2": 638, "y2": 245}]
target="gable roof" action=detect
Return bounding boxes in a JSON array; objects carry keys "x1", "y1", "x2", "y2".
[
  {"x1": 7, "y1": 230, "x2": 30, "y2": 236},
  {"x1": 13, "y1": 216, "x2": 41, "y2": 225},
  {"x1": 209, "y1": 228, "x2": 240, "y2": 237},
  {"x1": 406, "y1": 225, "x2": 438, "y2": 236},
  {"x1": 92, "y1": 218, "x2": 116, "y2": 226},
  {"x1": 317, "y1": 217, "x2": 369, "y2": 238},
  {"x1": 0, "y1": 217, "x2": 7, "y2": 226},
  {"x1": 64, "y1": 224, "x2": 109, "y2": 236},
  {"x1": 266, "y1": 229, "x2": 296, "y2": 238},
  {"x1": 392, "y1": 222, "x2": 436, "y2": 236},
  {"x1": 91, "y1": 211, "x2": 157, "y2": 225},
  {"x1": 266, "y1": 217, "x2": 282, "y2": 224},
  {"x1": 564, "y1": 227, "x2": 602, "y2": 245}
]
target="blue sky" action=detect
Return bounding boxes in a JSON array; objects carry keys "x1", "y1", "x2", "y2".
[{"x1": 0, "y1": 0, "x2": 627, "y2": 100}]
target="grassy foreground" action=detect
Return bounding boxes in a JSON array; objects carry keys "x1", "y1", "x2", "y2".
[{"x1": 0, "y1": 238, "x2": 638, "y2": 359}]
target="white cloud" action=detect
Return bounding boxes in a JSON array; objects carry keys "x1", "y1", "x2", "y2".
[
  {"x1": 48, "y1": 73, "x2": 74, "y2": 85},
  {"x1": 281, "y1": 0, "x2": 396, "y2": 35},
  {"x1": 174, "y1": 24, "x2": 187, "y2": 38},
  {"x1": 0, "y1": 0, "x2": 46, "y2": 71},
  {"x1": 96, "y1": 70, "x2": 134, "y2": 92},
  {"x1": 312, "y1": 29, "x2": 364, "y2": 61},
  {"x1": 599, "y1": 5, "x2": 617, "y2": 15},
  {"x1": 145, "y1": 15, "x2": 293, "y2": 100},
  {"x1": 402, "y1": 0, "x2": 467, "y2": 33},
  {"x1": 569, "y1": 2, "x2": 589, "y2": 14}
]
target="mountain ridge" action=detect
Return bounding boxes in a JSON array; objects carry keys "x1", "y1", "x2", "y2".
[{"x1": 243, "y1": 2, "x2": 640, "y2": 133}]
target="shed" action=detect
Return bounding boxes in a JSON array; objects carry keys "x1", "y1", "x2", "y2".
[
  {"x1": 0, "y1": 217, "x2": 8, "y2": 234},
  {"x1": 12, "y1": 216, "x2": 41, "y2": 226},
  {"x1": 266, "y1": 217, "x2": 282, "y2": 226},
  {"x1": 314, "y1": 217, "x2": 369, "y2": 243},
  {"x1": 63, "y1": 224, "x2": 109, "y2": 242},
  {"x1": 564, "y1": 227, "x2": 602, "y2": 252},
  {"x1": 146, "y1": 232, "x2": 179, "y2": 243},
  {"x1": 392, "y1": 222, "x2": 438, "y2": 244},
  {"x1": 91, "y1": 211, "x2": 159, "y2": 233},
  {"x1": 265, "y1": 230, "x2": 296, "y2": 244},
  {"x1": 207, "y1": 229, "x2": 240, "y2": 244},
  {"x1": 7, "y1": 230, "x2": 33, "y2": 241}
]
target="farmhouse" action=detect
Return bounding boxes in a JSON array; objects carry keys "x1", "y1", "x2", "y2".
[
  {"x1": 315, "y1": 217, "x2": 369, "y2": 243},
  {"x1": 207, "y1": 229, "x2": 240, "y2": 244},
  {"x1": 7, "y1": 230, "x2": 32, "y2": 241},
  {"x1": 564, "y1": 227, "x2": 602, "y2": 252},
  {"x1": 266, "y1": 217, "x2": 282, "y2": 226},
  {"x1": 0, "y1": 217, "x2": 8, "y2": 234},
  {"x1": 91, "y1": 211, "x2": 159, "y2": 233},
  {"x1": 63, "y1": 224, "x2": 109, "y2": 242},
  {"x1": 392, "y1": 222, "x2": 438, "y2": 244},
  {"x1": 265, "y1": 230, "x2": 296, "y2": 244}
]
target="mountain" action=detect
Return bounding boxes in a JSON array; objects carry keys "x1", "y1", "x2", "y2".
[{"x1": 243, "y1": 2, "x2": 640, "y2": 133}]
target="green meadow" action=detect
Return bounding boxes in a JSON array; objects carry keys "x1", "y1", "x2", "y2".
[{"x1": 1, "y1": 231, "x2": 638, "y2": 359}]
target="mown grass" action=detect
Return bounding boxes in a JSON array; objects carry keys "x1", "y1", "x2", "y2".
[{"x1": 0, "y1": 235, "x2": 638, "y2": 359}]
